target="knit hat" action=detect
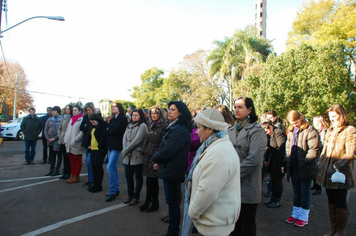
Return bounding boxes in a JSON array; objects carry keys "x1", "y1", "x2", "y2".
[{"x1": 194, "y1": 108, "x2": 228, "y2": 131}]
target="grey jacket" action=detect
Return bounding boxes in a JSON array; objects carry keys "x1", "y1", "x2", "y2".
[
  {"x1": 228, "y1": 122, "x2": 267, "y2": 204},
  {"x1": 121, "y1": 122, "x2": 148, "y2": 166},
  {"x1": 57, "y1": 115, "x2": 71, "y2": 145},
  {"x1": 64, "y1": 116, "x2": 84, "y2": 155}
]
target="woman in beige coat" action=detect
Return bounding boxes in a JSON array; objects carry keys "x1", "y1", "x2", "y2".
[{"x1": 64, "y1": 106, "x2": 84, "y2": 184}]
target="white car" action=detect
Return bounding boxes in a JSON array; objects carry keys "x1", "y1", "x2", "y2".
[{"x1": 0, "y1": 113, "x2": 46, "y2": 141}]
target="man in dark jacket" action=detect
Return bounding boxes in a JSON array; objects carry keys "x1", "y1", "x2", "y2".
[
  {"x1": 21, "y1": 108, "x2": 42, "y2": 164},
  {"x1": 40, "y1": 107, "x2": 52, "y2": 164}
]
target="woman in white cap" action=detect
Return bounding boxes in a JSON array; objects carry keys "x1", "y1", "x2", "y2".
[{"x1": 186, "y1": 108, "x2": 241, "y2": 236}]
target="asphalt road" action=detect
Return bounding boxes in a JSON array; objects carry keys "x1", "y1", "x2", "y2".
[{"x1": 0, "y1": 140, "x2": 355, "y2": 236}]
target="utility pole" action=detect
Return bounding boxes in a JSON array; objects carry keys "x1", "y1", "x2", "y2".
[{"x1": 13, "y1": 74, "x2": 18, "y2": 119}]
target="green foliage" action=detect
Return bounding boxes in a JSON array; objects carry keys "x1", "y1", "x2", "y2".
[{"x1": 246, "y1": 42, "x2": 356, "y2": 125}]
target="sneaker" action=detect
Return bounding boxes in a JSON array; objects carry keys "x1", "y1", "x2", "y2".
[
  {"x1": 294, "y1": 219, "x2": 308, "y2": 227},
  {"x1": 285, "y1": 216, "x2": 297, "y2": 224}
]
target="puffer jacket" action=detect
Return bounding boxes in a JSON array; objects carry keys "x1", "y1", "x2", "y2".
[
  {"x1": 285, "y1": 124, "x2": 320, "y2": 181},
  {"x1": 121, "y1": 122, "x2": 148, "y2": 165},
  {"x1": 316, "y1": 125, "x2": 356, "y2": 189},
  {"x1": 228, "y1": 122, "x2": 267, "y2": 204},
  {"x1": 142, "y1": 120, "x2": 168, "y2": 177},
  {"x1": 152, "y1": 122, "x2": 191, "y2": 182}
]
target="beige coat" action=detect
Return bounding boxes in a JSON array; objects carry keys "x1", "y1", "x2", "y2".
[
  {"x1": 57, "y1": 115, "x2": 71, "y2": 145},
  {"x1": 64, "y1": 117, "x2": 84, "y2": 155}
]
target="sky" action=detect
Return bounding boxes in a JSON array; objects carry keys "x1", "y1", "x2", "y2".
[{"x1": 0, "y1": 0, "x2": 305, "y2": 113}]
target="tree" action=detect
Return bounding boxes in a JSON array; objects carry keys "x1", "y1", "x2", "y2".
[
  {"x1": 287, "y1": 0, "x2": 356, "y2": 77},
  {"x1": 131, "y1": 67, "x2": 164, "y2": 108},
  {"x1": 0, "y1": 60, "x2": 33, "y2": 118},
  {"x1": 246, "y1": 42, "x2": 356, "y2": 125}
]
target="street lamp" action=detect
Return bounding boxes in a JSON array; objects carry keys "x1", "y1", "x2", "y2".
[
  {"x1": 0, "y1": 16, "x2": 65, "y2": 37},
  {"x1": 0, "y1": 15, "x2": 65, "y2": 118}
]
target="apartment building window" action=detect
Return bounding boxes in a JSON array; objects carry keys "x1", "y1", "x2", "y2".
[
  {"x1": 260, "y1": 12, "x2": 263, "y2": 18},
  {"x1": 261, "y1": 3, "x2": 263, "y2": 8},
  {"x1": 255, "y1": 4, "x2": 257, "y2": 10},
  {"x1": 255, "y1": 13, "x2": 257, "y2": 20}
]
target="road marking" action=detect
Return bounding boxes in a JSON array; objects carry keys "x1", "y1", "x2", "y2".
[
  {"x1": 0, "y1": 174, "x2": 88, "y2": 183},
  {"x1": 0, "y1": 179, "x2": 59, "y2": 193},
  {"x1": 21, "y1": 203, "x2": 128, "y2": 236}
]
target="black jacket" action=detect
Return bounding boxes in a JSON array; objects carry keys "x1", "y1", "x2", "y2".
[
  {"x1": 80, "y1": 115, "x2": 92, "y2": 148},
  {"x1": 89, "y1": 121, "x2": 108, "y2": 152},
  {"x1": 106, "y1": 114, "x2": 128, "y2": 151},
  {"x1": 152, "y1": 122, "x2": 191, "y2": 182}
]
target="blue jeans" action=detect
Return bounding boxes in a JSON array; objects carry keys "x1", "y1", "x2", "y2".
[
  {"x1": 292, "y1": 178, "x2": 312, "y2": 210},
  {"x1": 107, "y1": 150, "x2": 120, "y2": 194},
  {"x1": 25, "y1": 140, "x2": 37, "y2": 162},
  {"x1": 163, "y1": 179, "x2": 182, "y2": 236},
  {"x1": 84, "y1": 148, "x2": 94, "y2": 183},
  {"x1": 124, "y1": 164, "x2": 143, "y2": 199}
]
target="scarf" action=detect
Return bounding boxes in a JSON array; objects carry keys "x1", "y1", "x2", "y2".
[
  {"x1": 50, "y1": 115, "x2": 63, "y2": 151},
  {"x1": 235, "y1": 117, "x2": 249, "y2": 135},
  {"x1": 71, "y1": 113, "x2": 83, "y2": 126},
  {"x1": 64, "y1": 114, "x2": 71, "y2": 119},
  {"x1": 181, "y1": 130, "x2": 228, "y2": 236}
]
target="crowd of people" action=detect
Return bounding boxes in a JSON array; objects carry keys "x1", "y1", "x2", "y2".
[{"x1": 19, "y1": 98, "x2": 355, "y2": 236}]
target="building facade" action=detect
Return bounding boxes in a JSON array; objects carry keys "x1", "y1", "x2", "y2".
[{"x1": 255, "y1": 0, "x2": 266, "y2": 38}]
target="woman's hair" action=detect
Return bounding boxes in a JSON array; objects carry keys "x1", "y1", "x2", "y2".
[
  {"x1": 131, "y1": 108, "x2": 148, "y2": 127},
  {"x1": 83, "y1": 102, "x2": 97, "y2": 115},
  {"x1": 191, "y1": 107, "x2": 206, "y2": 118},
  {"x1": 234, "y1": 96, "x2": 258, "y2": 123},
  {"x1": 261, "y1": 121, "x2": 273, "y2": 130},
  {"x1": 313, "y1": 115, "x2": 328, "y2": 131},
  {"x1": 89, "y1": 113, "x2": 104, "y2": 124},
  {"x1": 111, "y1": 102, "x2": 125, "y2": 115},
  {"x1": 149, "y1": 105, "x2": 165, "y2": 123},
  {"x1": 286, "y1": 110, "x2": 309, "y2": 132},
  {"x1": 65, "y1": 105, "x2": 73, "y2": 116},
  {"x1": 327, "y1": 104, "x2": 349, "y2": 127},
  {"x1": 168, "y1": 101, "x2": 193, "y2": 132},
  {"x1": 215, "y1": 104, "x2": 235, "y2": 125},
  {"x1": 73, "y1": 105, "x2": 82, "y2": 113}
]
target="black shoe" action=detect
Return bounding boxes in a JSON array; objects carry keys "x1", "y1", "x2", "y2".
[
  {"x1": 86, "y1": 183, "x2": 94, "y2": 191},
  {"x1": 264, "y1": 198, "x2": 273, "y2": 205},
  {"x1": 264, "y1": 192, "x2": 272, "y2": 197},
  {"x1": 31, "y1": 161, "x2": 35, "y2": 164},
  {"x1": 59, "y1": 174, "x2": 66, "y2": 179},
  {"x1": 124, "y1": 196, "x2": 133, "y2": 204},
  {"x1": 51, "y1": 171, "x2": 60, "y2": 176},
  {"x1": 267, "y1": 201, "x2": 281, "y2": 208},
  {"x1": 81, "y1": 181, "x2": 90, "y2": 187},
  {"x1": 62, "y1": 174, "x2": 71, "y2": 180},
  {"x1": 139, "y1": 200, "x2": 151, "y2": 211},
  {"x1": 41, "y1": 161, "x2": 47, "y2": 164},
  {"x1": 90, "y1": 187, "x2": 102, "y2": 193},
  {"x1": 312, "y1": 190, "x2": 321, "y2": 195},
  {"x1": 105, "y1": 194, "x2": 116, "y2": 202},
  {"x1": 25, "y1": 162, "x2": 31, "y2": 165},
  {"x1": 45, "y1": 171, "x2": 54, "y2": 176},
  {"x1": 128, "y1": 198, "x2": 139, "y2": 205},
  {"x1": 105, "y1": 191, "x2": 120, "y2": 197},
  {"x1": 161, "y1": 213, "x2": 169, "y2": 221},
  {"x1": 146, "y1": 201, "x2": 159, "y2": 212}
]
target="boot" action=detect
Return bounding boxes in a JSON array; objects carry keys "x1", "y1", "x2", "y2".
[
  {"x1": 66, "y1": 175, "x2": 74, "y2": 183},
  {"x1": 139, "y1": 200, "x2": 151, "y2": 212},
  {"x1": 267, "y1": 200, "x2": 281, "y2": 208},
  {"x1": 146, "y1": 200, "x2": 159, "y2": 212},
  {"x1": 323, "y1": 204, "x2": 337, "y2": 236},
  {"x1": 334, "y1": 208, "x2": 348, "y2": 236},
  {"x1": 264, "y1": 197, "x2": 273, "y2": 205},
  {"x1": 68, "y1": 175, "x2": 80, "y2": 184}
]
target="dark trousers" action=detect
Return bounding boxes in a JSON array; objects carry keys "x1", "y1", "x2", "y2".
[
  {"x1": 146, "y1": 177, "x2": 159, "y2": 201},
  {"x1": 230, "y1": 203, "x2": 258, "y2": 236},
  {"x1": 49, "y1": 145, "x2": 62, "y2": 172},
  {"x1": 24, "y1": 140, "x2": 37, "y2": 162},
  {"x1": 163, "y1": 179, "x2": 182, "y2": 236},
  {"x1": 124, "y1": 164, "x2": 143, "y2": 199},
  {"x1": 42, "y1": 136, "x2": 49, "y2": 162},
  {"x1": 60, "y1": 144, "x2": 71, "y2": 175},
  {"x1": 271, "y1": 174, "x2": 284, "y2": 200},
  {"x1": 91, "y1": 150, "x2": 106, "y2": 189},
  {"x1": 326, "y1": 189, "x2": 349, "y2": 209}
]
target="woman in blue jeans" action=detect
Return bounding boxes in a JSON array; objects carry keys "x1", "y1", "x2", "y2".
[
  {"x1": 284, "y1": 110, "x2": 320, "y2": 227},
  {"x1": 152, "y1": 101, "x2": 192, "y2": 236},
  {"x1": 105, "y1": 102, "x2": 128, "y2": 202}
]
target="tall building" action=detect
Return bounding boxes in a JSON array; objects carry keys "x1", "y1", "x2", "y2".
[{"x1": 255, "y1": 0, "x2": 266, "y2": 38}]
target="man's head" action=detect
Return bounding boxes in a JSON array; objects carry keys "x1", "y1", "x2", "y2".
[
  {"x1": 127, "y1": 107, "x2": 133, "y2": 115},
  {"x1": 29, "y1": 108, "x2": 36, "y2": 117},
  {"x1": 46, "y1": 107, "x2": 53, "y2": 116},
  {"x1": 266, "y1": 110, "x2": 278, "y2": 123}
]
